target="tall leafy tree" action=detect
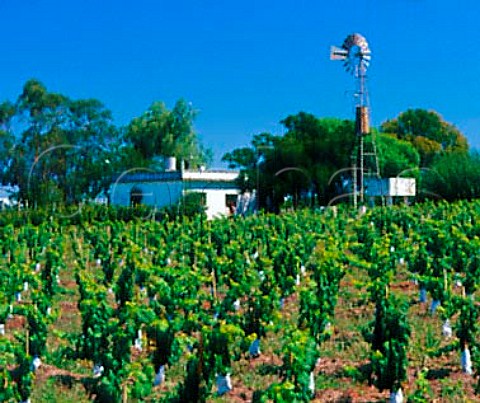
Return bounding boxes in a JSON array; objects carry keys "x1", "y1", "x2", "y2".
[
  {"x1": 224, "y1": 113, "x2": 424, "y2": 210},
  {"x1": 2, "y1": 79, "x2": 120, "y2": 206},
  {"x1": 381, "y1": 109, "x2": 468, "y2": 165},
  {"x1": 0, "y1": 101, "x2": 16, "y2": 181},
  {"x1": 223, "y1": 114, "x2": 356, "y2": 209},
  {"x1": 125, "y1": 99, "x2": 211, "y2": 169},
  {"x1": 423, "y1": 151, "x2": 480, "y2": 201},
  {"x1": 222, "y1": 132, "x2": 278, "y2": 194},
  {"x1": 375, "y1": 133, "x2": 420, "y2": 178}
]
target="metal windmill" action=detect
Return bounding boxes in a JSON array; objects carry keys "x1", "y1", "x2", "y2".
[{"x1": 331, "y1": 33, "x2": 380, "y2": 206}]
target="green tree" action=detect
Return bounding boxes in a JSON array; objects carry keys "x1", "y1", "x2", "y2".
[
  {"x1": 375, "y1": 133, "x2": 420, "y2": 177},
  {"x1": 423, "y1": 151, "x2": 480, "y2": 201},
  {"x1": 125, "y1": 99, "x2": 211, "y2": 169},
  {"x1": 0, "y1": 101, "x2": 16, "y2": 182},
  {"x1": 381, "y1": 109, "x2": 468, "y2": 165},
  {"x1": 222, "y1": 132, "x2": 278, "y2": 194},
  {"x1": 2, "y1": 79, "x2": 120, "y2": 206},
  {"x1": 223, "y1": 114, "x2": 356, "y2": 210}
]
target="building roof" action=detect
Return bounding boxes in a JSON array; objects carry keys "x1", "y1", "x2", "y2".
[{"x1": 114, "y1": 169, "x2": 239, "y2": 184}]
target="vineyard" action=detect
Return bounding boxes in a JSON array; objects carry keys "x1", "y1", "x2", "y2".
[{"x1": 1, "y1": 201, "x2": 480, "y2": 402}]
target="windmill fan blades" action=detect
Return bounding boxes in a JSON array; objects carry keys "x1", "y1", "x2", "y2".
[
  {"x1": 331, "y1": 33, "x2": 371, "y2": 75},
  {"x1": 330, "y1": 46, "x2": 347, "y2": 60}
]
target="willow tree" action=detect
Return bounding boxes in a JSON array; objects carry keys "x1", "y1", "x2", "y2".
[{"x1": 125, "y1": 99, "x2": 211, "y2": 169}]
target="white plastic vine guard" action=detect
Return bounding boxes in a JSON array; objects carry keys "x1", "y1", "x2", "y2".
[
  {"x1": 23, "y1": 282, "x2": 29, "y2": 292},
  {"x1": 35, "y1": 262, "x2": 41, "y2": 272},
  {"x1": 0, "y1": 323, "x2": 5, "y2": 335},
  {"x1": 399, "y1": 257, "x2": 405, "y2": 265},
  {"x1": 31, "y1": 356, "x2": 42, "y2": 371},
  {"x1": 309, "y1": 371, "x2": 315, "y2": 396},
  {"x1": 249, "y1": 338, "x2": 261, "y2": 357},
  {"x1": 430, "y1": 300, "x2": 441, "y2": 314},
  {"x1": 216, "y1": 373, "x2": 232, "y2": 396},
  {"x1": 295, "y1": 274, "x2": 301, "y2": 286},
  {"x1": 93, "y1": 364, "x2": 104, "y2": 377},
  {"x1": 461, "y1": 348, "x2": 473, "y2": 375},
  {"x1": 419, "y1": 288, "x2": 427, "y2": 303},
  {"x1": 15, "y1": 292, "x2": 21, "y2": 302},
  {"x1": 135, "y1": 329, "x2": 143, "y2": 351},
  {"x1": 20, "y1": 399, "x2": 31, "y2": 403},
  {"x1": 154, "y1": 365, "x2": 165, "y2": 386},
  {"x1": 389, "y1": 388, "x2": 404, "y2": 403},
  {"x1": 442, "y1": 320, "x2": 452, "y2": 338},
  {"x1": 455, "y1": 280, "x2": 462, "y2": 288},
  {"x1": 258, "y1": 271, "x2": 265, "y2": 282},
  {"x1": 96, "y1": 258, "x2": 102, "y2": 267},
  {"x1": 233, "y1": 299, "x2": 241, "y2": 311},
  {"x1": 47, "y1": 307, "x2": 52, "y2": 316}
]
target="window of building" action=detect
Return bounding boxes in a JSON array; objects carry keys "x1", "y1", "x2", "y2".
[{"x1": 226, "y1": 194, "x2": 237, "y2": 214}]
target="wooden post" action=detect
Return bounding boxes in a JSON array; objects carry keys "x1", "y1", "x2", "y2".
[
  {"x1": 122, "y1": 383, "x2": 128, "y2": 403},
  {"x1": 26, "y1": 328, "x2": 29, "y2": 356},
  {"x1": 211, "y1": 270, "x2": 217, "y2": 301},
  {"x1": 198, "y1": 333, "x2": 204, "y2": 377}
]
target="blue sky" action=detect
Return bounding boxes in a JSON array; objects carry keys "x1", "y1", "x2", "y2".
[{"x1": 1, "y1": 0, "x2": 479, "y2": 165}]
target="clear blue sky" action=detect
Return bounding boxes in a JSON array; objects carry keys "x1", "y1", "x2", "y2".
[{"x1": 1, "y1": 0, "x2": 479, "y2": 165}]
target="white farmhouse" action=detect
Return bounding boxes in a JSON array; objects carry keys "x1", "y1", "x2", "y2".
[{"x1": 109, "y1": 160, "x2": 240, "y2": 220}]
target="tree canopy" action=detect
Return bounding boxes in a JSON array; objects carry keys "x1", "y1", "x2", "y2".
[
  {"x1": 375, "y1": 133, "x2": 420, "y2": 178},
  {"x1": 0, "y1": 79, "x2": 121, "y2": 206},
  {"x1": 0, "y1": 79, "x2": 474, "y2": 209},
  {"x1": 125, "y1": 99, "x2": 211, "y2": 169},
  {"x1": 0, "y1": 80, "x2": 212, "y2": 208},
  {"x1": 381, "y1": 109, "x2": 468, "y2": 165},
  {"x1": 223, "y1": 113, "x2": 427, "y2": 210},
  {"x1": 423, "y1": 151, "x2": 480, "y2": 201}
]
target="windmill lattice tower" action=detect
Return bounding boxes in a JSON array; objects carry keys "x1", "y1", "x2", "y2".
[{"x1": 331, "y1": 33, "x2": 381, "y2": 206}]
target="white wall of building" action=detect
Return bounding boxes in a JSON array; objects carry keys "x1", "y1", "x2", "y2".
[
  {"x1": 110, "y1": 179, "x2": 240, "y2": 219},
  {"x1": 110, "y1": 181, "x2": 184, "y2": 209},
  {"x1": 196, "y1": 188, "x2": 239, "y2": 219}
]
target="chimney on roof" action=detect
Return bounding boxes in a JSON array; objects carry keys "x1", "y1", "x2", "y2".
[{"x1": 165, "y1": 156, "x2": 177, "y2": 172}]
